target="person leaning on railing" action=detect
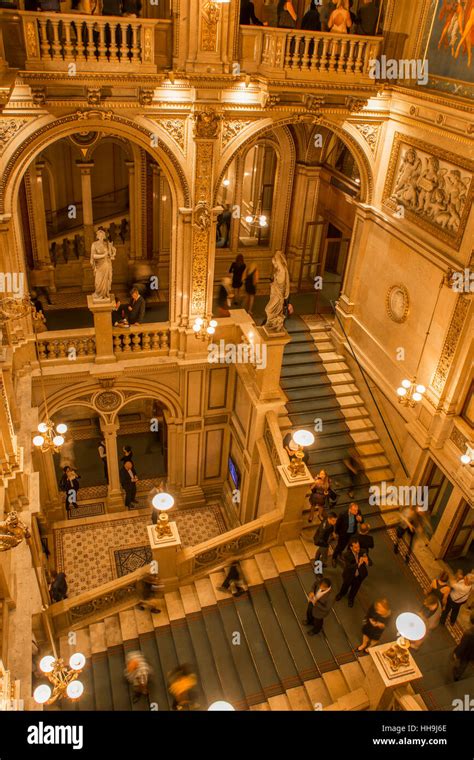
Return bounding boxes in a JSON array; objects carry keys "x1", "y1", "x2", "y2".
[
  {"x1": 240, "y1": 0, "x2": 267, "y2": 26},
  {"x1": 328, "y1": 0, "x2": 352, "y2": 33}
]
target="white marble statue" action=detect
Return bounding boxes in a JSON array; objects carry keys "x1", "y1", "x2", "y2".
[
  {"x1": 265, "y1": 250, "x2": 290, "y2": 332},
  {"x1": 90, "y1": 229, "x2": 116, "y2": 301}
]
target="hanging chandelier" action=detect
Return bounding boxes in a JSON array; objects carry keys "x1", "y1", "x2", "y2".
[
  {"x1": 33, "y1": 653, "x2": 86, "y2": 705},
  {"x1": 193, "y1": 317, "x2": 217, "y2": 341},
  {"x1": 396, "y1": 379, "x2": 426, "y2": 407},
  {"x1": 32, "y1": 334, "x2": 67, "y2": 453}
]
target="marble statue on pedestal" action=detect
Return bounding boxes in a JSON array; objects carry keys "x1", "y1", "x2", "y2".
[
  {"x1": 90, "y1": 229, "x2": 116, "y2": 302},
  {"x1": 265, "y1": 250, "x2": 290, "y2": 332}
]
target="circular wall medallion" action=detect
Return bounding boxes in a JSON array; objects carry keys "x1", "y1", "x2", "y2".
[
  {"x1": 94, "y1": 390, "x2": 122, "y2": 412},
  {"x1": 386, "y1": 284, "x2": 409, "y2": 323}
]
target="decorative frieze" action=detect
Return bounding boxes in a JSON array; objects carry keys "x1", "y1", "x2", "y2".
[
  {"x1": 450, "y1": 426, "x2": 468, "y2": 453},
  {"x1": 193, "y1": 107, "x2": 221, "y2": 140},
  {"x1": 157, "y1": 118, "x2": 186, "y2": 152},
  {"x1": 431, "y1": 295, "x2": 470, "y2": 395}
]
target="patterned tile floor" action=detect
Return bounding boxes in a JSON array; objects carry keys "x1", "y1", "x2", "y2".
[{"x1": 54, "y1": 503, "x2": 227, "y2": 596}]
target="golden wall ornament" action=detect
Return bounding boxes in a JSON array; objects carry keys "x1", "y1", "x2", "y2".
[
  {"x1": 157, "y1": 119, "x2": 186, "y2": 152},
  {"x1": 200, "y1": 0, "x2": 220, "y2": 53},
  {"x1": 386, "y1": 284, "x2": 410, "y2": 324},
  {"x1": 0, "y1": 119, "x2": 28, "y2": 152},
  {"x1": 0, "y1": 512, "x2": 30, "y2": 552},
  {"x1": 93, "y1": 390, "x2": 123, "y2": 412},
  {"x1": 431, "y1": 295, "x2": 470, "y2": 395},
  {"x1": 193, "y1": 108, "x2": 221, "y2": 140},
  {"x1": 345, "y1": 97, "x2": 368, "y2": 113},
  {"x1": 304, "y1": 94, "x2": 325, "y2": 114},
  {"x1": 222, "y1": 120, "x2": 251, "y2": 148},
  {"x1": 383, "y1": 133, "x2": 474, "y2": 250},
  {"x1": 193, "y1": 200, "x2": 211, "y2": 231},
  {"x1": 354, "y1": 123, "x2": 381, "y2": 155}
]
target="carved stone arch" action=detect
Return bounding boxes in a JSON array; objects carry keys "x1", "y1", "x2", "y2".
[
  {"x1": 86, "y1": 134, "x2": 133, "y2": 163},
  {"x1": 110, "y1": 379, "x2": 184, "y2": 422},
  {"x1": 0, "y1": 110, "x2": 192, "y2": 217},
  {"x1": 223, "y1": 124, "x2": 296, "y2": 253},
  {"x1": 215, "y1": 115, "x2": 374, "y2": 205}
]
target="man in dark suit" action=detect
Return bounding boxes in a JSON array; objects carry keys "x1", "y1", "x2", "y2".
[
  {"x1": 313, "y1": 511, "x2": 337, "y2": 566},
  {"x1": 336, "y1": 538, "x2": 369, "y2": 607},
  {"x1": 128, "y1": 287, "x2": 146, "y2": 324},
  {"x1": 332, "y1": 502, "x2": 363, "y2": 566},
  {"x1": 120, "y1": 460, "x2": 139, "y2": 509},
  {"x1": 303, "y1": 577, "x2": 335, "y2": 635}
]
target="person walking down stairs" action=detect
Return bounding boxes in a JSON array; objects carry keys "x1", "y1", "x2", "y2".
[
  {"x1": 124, "y1": 650, "x2": 152, "y2": 703},
  {"x1": 167, "y1": 664, "x2": 200, "y2": 710},
  {"x1": 335, "y1": 537, "x2": 369, "y2": 608},
  {"x1": 218, "y1": 561, "x2": 246, "y2": 597}
]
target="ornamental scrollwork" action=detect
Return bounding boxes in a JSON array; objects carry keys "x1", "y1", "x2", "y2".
[
  {"x1": 193, "y1": 107, "x2": 221, "y2": 140},
  {"x1": 193, "y1": 200, "x2": 211, "y2": 232},
  {"x1": 93, "y1": 390, "x2": 123, "y2": 412}
]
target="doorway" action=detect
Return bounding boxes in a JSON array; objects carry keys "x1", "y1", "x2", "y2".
[{"x1": 298, "y1": 217, "x2": 351, "y2": 312}]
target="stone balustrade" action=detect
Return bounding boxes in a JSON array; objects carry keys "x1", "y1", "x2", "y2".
[
  {"x1": 240, "y1": 27, "x2": 383, "y2": 82},
  {"x1": 21, "y1": 12, "x2": 171, "y2": 73},
  {"x1": 36, "y1": 328, "x2": 96, "y2": 362},
  {"x1": 113, "y1": 324, "x2": 170, "y2": 355}
]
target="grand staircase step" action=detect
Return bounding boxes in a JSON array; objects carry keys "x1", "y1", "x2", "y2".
[{"x1": 286, "y1": 685, "x2": 313, "y2": 710}]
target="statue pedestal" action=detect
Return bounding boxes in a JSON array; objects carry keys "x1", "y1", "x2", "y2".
[
  {"x1": 254, "y1": 325, "x2": 290, "y2": 401},
  {"x1": 363, "y1": 641, "x2": 423, "y2": 710},
  {"x1": 87, "y1": 295, "x2": 116, "y2": 364},
  {"x1": 147, "y1": 522, "x2": 182, "y2": 591}
]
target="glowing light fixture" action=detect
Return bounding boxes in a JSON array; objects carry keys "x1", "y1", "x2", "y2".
[{"x1": 208, "y1": 701, "x2": 235, "y2": 710}]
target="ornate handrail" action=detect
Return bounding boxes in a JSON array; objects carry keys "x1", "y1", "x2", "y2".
[
  {"x1": 21, "y1": 12, "x2": 172, "y2": 73},
  {"x1": 240, "y1": 26, "x2": 383, "y2": 80},
  {"x1": 113, "y1": 323, "x2": 170, "y2": 355}
]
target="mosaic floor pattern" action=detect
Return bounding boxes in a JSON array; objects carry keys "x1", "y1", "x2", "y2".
[{"x1": 54, "y1": 503, "x2": 227, "y2": 596}]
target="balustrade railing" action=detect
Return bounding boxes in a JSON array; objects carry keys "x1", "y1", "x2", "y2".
[
  {"x1": 36, "y1": 328, "x2": 96, "y2": 362},
  {"x1": 113, "y1": 324, "x2": 170, "y2": 355},
  {"x1": 240, "y1": 27, "x2": 383, "y2": 81},
  {"x1": 21, "y1": 12, "x2": 171, "y2": 72}
]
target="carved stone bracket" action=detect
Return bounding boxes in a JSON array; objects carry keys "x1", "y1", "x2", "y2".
[
  {"x1": 304, "y1": 94, "x2": 325, "y2": 113},
  {"x1": 345, "y1": 97, "x2": 368, "y2": 114},
  {"x1": 264, "y1": 94, "x2": 281, "y2": 109},
  {"x1": 31, "y1": 87, "x2": 46, "y2": 107},
  {"x1": 87, "y1": 88, "x2": 102, "y2": 107},
  {"x1": 139, "y1": 88, "x2": 154, "y2": 107},
  {"x1": 193, "y1": 200, "x2": 211, "y2": 232},
  {"x1": 193, "y1": 107, "x2": 221, "y2": 139}
]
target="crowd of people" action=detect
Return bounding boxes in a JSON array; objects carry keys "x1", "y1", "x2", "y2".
[
  {"x1": 240, "y1": 0, "x2": 381, "y2": 35},
  {"x1": 217, "y1": 255, "x2": 260, "y2": 317}
]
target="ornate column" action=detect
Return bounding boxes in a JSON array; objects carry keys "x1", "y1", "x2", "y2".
[
  {"x1": 98, "y1": 417, "x2": 123, "y2": 513},
  {"x1": 151, "y1": 163, "x2": 161, "y2": 260},
  {"x1": 25, "y1": 161, "x2": 53, "y2": 267},
  {"x1": 125, "y1": 158, "x2": 143, "y2": 259},
  {"x1": 76, "y1": 161, "x2": 95, "y2": 254},
  {"x1": 87, "y1": 296, "x2": 116, "y2": 364},
  {"x1": 190, "y1": 108, "x2": 221, "y2": 322},
  {"x1": 286, "y1": 164, "x2": 321, "y2": 283}
]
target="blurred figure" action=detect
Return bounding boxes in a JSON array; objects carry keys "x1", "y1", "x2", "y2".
[
  {"x1": 124, "y1": 650, "x2": 151, "y2": 702},
  {"x1": 329, "y1": 0, "x2": 352, "y2": 32},
  {"x1": 356, "y1": 0, "x2": 379, "y2": 35},
  {"x1": 136, "y1": 573, "x2": 163, "y2": 614},
  {"x1": 320, "y1": 0, "x2": 337, "y2": 31},
  {"x1": 217, "y1": 276, "x2": 232, "y2": 317},
  {"x1": 452, "y1": 612, "x2": 474, "y2": 681},
  {"x1": 168, "y1": 664, "x2": 199, "y2": 710},
  {"x1": 59, "y1": 466, "x2": 80, "y2": 518},
  {"x1": 277, "y1": 0, "x2": 297, "y2": 27},
  {"x1": 411, "y1": 593, "x2": 442, "y2": 651},
  {"x1": 313, "y1": 511, "x2": 337, "y2": 567},
  {"x1": 301, "y1": 0, "x2": 321, "y2": 30},
  {"x1": 357, "y1": 598, "x2": 391, "y2": 651},
  {"x1": 218, "y1": 561, "x2": 246, "y2": 597},
  {"x1": 240, "y1": 0, "x2": 265, "y2": 25},
  {"x1": 440, "y1": 571, "x2": 474, "y2": 626},
  {"x1": 343, "y1": 450, "x2": 363, "y2": 498},
  {"x1": 429, "y1": 569, "x2": 451, "y2": 609},
  {"x1": 357, "y1": 522, "x2": 374, "y2": 566},
  {"x1": 243, "y1": 262, "x2": 259, "y2": 315},
  {"x1": 59, "y1": 432, "x2": 76, "y2": 470},
  {"x1": 49, "y1": 570, "x2": 68, "y2": 603},
  {"x1": 307, "y1": 473, "x2": 328, "y2": 523},
  {"x1": 393, "y1": 506, "x2": 419, "y2": 563},
  {"x1": 229, "y1": 254, "x2": 246, "y2": 305}
]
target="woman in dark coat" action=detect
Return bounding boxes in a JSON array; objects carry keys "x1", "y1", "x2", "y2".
[
  {"x1": 229, "y1": 254, "x2": 246, "y2": 305},
  {"x1": 357, "y1": 598, "x2": 391, "y2": 651}
]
